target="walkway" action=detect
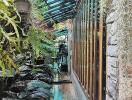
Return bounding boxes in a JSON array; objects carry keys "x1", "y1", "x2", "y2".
[{"x1": 52, "y1": 74, "x2": 79, "y2": 100}]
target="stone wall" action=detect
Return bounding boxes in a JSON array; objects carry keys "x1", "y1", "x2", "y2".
[{"x1": 106, "y1": 0, "x2": 132, "y2": 100}]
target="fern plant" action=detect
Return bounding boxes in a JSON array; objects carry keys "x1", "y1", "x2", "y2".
[
  {"x1": 27, "y1": 26, "x2": 56, "y2": 58},
  {"x1": 29, "y1": 0, "x2": 48, "y2": 21},
  {"x1": 0, "y1": 0, "x2": 21, "y2": 76}
]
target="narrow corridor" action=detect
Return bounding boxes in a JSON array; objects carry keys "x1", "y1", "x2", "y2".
[
  {"x1": 0, "y1": 0, "x2": 132, "y2": 100},
  {"x1": 53, "y1": 74, "x2": 78, "y2": 100}
]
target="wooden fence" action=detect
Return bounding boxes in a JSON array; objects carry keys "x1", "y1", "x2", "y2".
[{"x1": 72, "y1": 0, "x2": 107, "y2": 99}]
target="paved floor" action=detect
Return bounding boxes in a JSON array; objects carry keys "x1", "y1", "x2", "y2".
[{"x1": 52, "y1": 74, "x2": 78, "y2": 100}]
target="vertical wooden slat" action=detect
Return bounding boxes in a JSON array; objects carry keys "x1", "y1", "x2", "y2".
[
  {"x1": 74, "y1": 20, "x2": 75, "y2": 72},
  {"x1": 81, "y1": 3, "x2": 83, "y2": 83},
  {"x1": 98, "y1": 11, "x2": 103, "y2": 100},
  {"x1": 78, "y1": 16, "x2": 82, "y2": 81},
  {"x1": 84, "y1": 0, "x2": 87, "y2": 88},
  {"x1": 74, "y1": 18, "x2": 76, "y2": 74},
  {"x1": 74, "y1": 19, "x2": 77, "y2": 74},
  {"x1": 90, "y1": 0, "x2": 94, "y2": 99},
  {"x1": 79, "y1": 12, "x2": 82, "y2": 81},
  {"x1": 86, "y1": 0, "x2": 90, "y2": 95},
  {"x1": 73, "y1": 19, "x2": 75, "y2": 72},
  {"x1": 93, "y1": 0, "x2": 98, "y2": 99},
  {"x1": 80, "y1": 3, "x2": 83, "y2": 83},
  {"x1": 77, "y1": 17, "x2": 79, "y2": 77},
  {"x1": 78, "y1": 14, "x2": 80, "y2": 80},
  {"x1": 82, "y1": 0, "x2": 85, "y2": 86},
  {"x1": 77, "y1": 16, "x2": 80, "y2": 79},
  {"x1": 72, "y1": 0, "x2": 106, "y2": 100},
  {"x1": 85, "y1": 0, "x2": 88, "y2": 92}
]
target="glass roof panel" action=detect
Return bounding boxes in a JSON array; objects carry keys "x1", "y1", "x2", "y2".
[
  {"x1": 43, "y1": 0, "x2": 77, "y2": 23},
  {"x1": 65, "y1": 2, "x2": 71, "y2": 6},
  {"x1": 51, "y1": 10, "x2": 60, "y2": 14},
  {"x1": 53, "y1": 28, "x2": 68, "y2": 37},
  {"x1": 46, "y1": 0, "x2": 55, "y2": 3},
  {"x1": 49, "y1": 1, "x2": 63, "y2": 7}
]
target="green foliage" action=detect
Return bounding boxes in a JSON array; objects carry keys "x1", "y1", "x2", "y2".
[
  {"x1": 54, "y1": 23, "x2": 65, "y2": 31},
  {"x1": 0, "y1": 0, "x2": 56, "y2": 76},
  {"x1": 0, "y1": 0, "x2": 20, "y2": 76},
  {"x1": 0, "y1": 49, "x2": 18, "y2": 76},
  {"x1": 27, "y1": 26, "x2": 56, "y2": 58},
  {"x1": 29, "y1": 0, "x2": 48, "y2": 21},
  {"x1": 26, "y1": 0, "x2": 56, "y2": 58}
]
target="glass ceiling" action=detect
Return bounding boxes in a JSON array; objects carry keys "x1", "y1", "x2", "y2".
[
  {"x1": 43, "y1": 0, "x2": 77, "y2": 24},
  {"x1": 53, "y1": 28, "x2": 68, "y2": 37}
]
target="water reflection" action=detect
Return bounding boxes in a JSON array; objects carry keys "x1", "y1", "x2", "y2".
[
  {"x1": 53, "y1": 74, "x2": 63, "y2": 100},
  {"x1": 53, "y1": 85, "x2": 63, "y2": 100}
]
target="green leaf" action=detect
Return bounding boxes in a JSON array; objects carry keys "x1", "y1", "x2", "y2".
[
  {"x1": 0, "y1": 60, "x2": 6, "y2": 76},
  {"x1": 0, "y1": 10, "x2": 20, "y2": 39}
]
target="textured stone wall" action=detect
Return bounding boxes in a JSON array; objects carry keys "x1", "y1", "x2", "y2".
[
  {"x1": 106, "y1": 0, "x2": 132, "y2": 100},
  {"x1": 106, "y1": 1, "x2": 119, "y2": 98}
]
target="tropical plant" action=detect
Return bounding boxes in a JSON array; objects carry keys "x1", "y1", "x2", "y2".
[
  {"x1": 0, "y1": 0, "x2": 21, "y2": 76},
  {"x1": 29, "y1": 0, "x2": 48, "y2": 21},
  {"x1": 27, "y1": 26, "x2": 56, "y2": 58}
]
